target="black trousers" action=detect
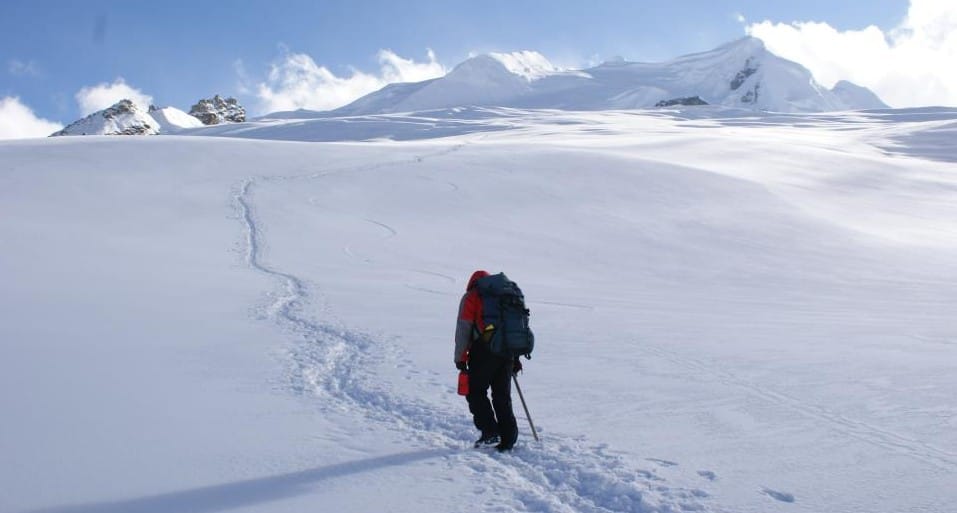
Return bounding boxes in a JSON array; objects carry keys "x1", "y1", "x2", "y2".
[{"x1": 466, "y1": 343, "x2": 517, "y2": 444}]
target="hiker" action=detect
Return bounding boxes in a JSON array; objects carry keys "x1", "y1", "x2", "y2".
[{"x1": 454, "y1": 269, "x2": 523, "y2": 451}]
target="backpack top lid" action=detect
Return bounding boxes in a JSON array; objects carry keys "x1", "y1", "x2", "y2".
[{"x1": 476, "y1": 272, "x2": 522, "y2": 298}]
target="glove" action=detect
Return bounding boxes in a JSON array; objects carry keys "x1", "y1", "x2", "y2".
[
  {"x1": 456, "y1": 360, "x2": 468, "y2": 371},
  {"x1": 512, "y1": 357, "x2": 523, "y2": 375}
]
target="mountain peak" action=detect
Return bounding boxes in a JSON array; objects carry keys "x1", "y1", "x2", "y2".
[
  {"x1": 51, "y1": 99, "x2": 159, "y2": 137},
  {"x1": 831, "y1": 80, "x2": 889, "y2": 109},
  {"x1": 446, "y1": 54, "x2": 514, "y2": 78},
  {"x1": 721, "y1": 35, "x2": 767, "y2": 52},
  {"x1": 488, "y1": 51, "x2": 559, "y2": 81},
  {"x1": 446, "y1": 51, "x2": 561, "y2": 84}
]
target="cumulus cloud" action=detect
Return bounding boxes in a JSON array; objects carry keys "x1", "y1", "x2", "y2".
[
  {"x1": 255, "y1": 48, "x2": 446, "y2": 114},
  {"x1": 75, "y1": 78, "x2": 153, "y2": 115},
  {"x1": 746, "y1": 0, "x2": 957, "y2": 107},
  {"x1": 0, "y1": 97, "x2": 63, "y2": 139}
]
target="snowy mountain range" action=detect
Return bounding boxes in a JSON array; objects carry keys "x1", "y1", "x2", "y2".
[
  {"x1": 322, "y1": 37, "x2": 885, "y2": 116},
  {"x1": 52, "y1": 97, "x2": 244, "y2": 136},
  {"x1": 52, "y1": 102, "x2": 210, "y2": 137},
  {"x1": 48, "y1": 37, "x2": 887, "y2": 138}
]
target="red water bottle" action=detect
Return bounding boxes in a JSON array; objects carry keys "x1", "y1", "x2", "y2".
[{"x1": 457, "y1": 370, "x2": 469, "y2": 396}]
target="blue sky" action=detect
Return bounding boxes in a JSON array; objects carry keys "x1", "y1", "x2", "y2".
[{"x1": 5, "y1": 0, "x2": 955, "y2": 136}]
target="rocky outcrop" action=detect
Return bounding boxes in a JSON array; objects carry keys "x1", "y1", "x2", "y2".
[
  {"x1": 51, "y1": 100, "x2": 159, "y2": 136},
  {"x1": 741, "y1": 83, "x2": 761, "y2": 105},
  {"x1": 655, "y1": 96, "x2": 709, "y2": 107},
  {"x1": 188, "y1": 95, "x2": 246, "y2": 125},
  {"x1": 730, "y1": 58, "x2": 758, "y2": 91}
]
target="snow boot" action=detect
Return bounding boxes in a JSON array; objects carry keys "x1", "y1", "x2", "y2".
[
  {"x1": 495, "y1": 425, "x2": 518, "y2": 452},
  {"x1": 474, "y1": 432, "x2": 500, "y2": 448}
]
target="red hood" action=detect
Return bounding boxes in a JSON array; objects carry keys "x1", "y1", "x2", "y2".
[{"x1": 467, "y1": 270, "x2": 489, "y2": 290}]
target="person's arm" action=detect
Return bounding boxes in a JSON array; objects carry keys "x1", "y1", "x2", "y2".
[{"x1": 453, "y1": 292, "x2": 480, "y2": 365}]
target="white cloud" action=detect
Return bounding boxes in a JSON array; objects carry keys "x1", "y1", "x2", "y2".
[
  {"x1": 9, "y1": 59, "x2": 40, "y2": 77},
  {"x1": 746, "y1": 0, "x2": 957, "y2": 107},
  {"x1": 0, "y1": 97, "x2": 63, "y2": 139},
  {"x1": 255, "y1": 48, "x2": 446, "y2": 114},
  {"x1": 75, "y1": 78, "x2": 153, "y2": 115},
  {"x1": 234, "y1": 59, "x2": 252, "y2": 95}
]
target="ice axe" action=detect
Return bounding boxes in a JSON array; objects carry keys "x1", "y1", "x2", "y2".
[{"x1": 512, "y1": 374, "x2": 540, "y2": 442}]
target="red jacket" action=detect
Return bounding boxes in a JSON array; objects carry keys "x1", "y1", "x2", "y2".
[{"x1": 454, "y1": 270, "x2": 488, "y2": 363}]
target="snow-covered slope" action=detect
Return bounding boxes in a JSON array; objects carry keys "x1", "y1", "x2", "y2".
[
  {"x1": 51, "y1": 99, "x2": 159, "y2": 136},
  {"x1": 333, "y1": 54, "x2": 536, "y2": 116},
  {"x1": 2, "y1": 108, "x2": 955, "y2": 513},
  {"x1": 830, "y1": 80, "x2": 889, "y2": 110},
  {"x1": 149, "y1": 105, "x2": 205, "y2": 131},
  {"x1": 333, "y1": 37, "x2": 885, "y2": 114}
]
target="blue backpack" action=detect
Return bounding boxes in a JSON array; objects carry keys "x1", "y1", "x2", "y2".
[{"x1": 476, "y1": 273, "x2": 534, "y2": 359}]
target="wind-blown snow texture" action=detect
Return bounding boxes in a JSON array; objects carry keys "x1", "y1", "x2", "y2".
[{"x1": 1, "y1": 105, "x2": 955, "y2": 513}]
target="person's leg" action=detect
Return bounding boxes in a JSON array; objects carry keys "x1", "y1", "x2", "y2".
[
  {"x1": 466, "y1": 353, "x2": 498, "y2": 438},
  {"x1": 490, "y1": 357, "x2": 518, "y2": 450}
]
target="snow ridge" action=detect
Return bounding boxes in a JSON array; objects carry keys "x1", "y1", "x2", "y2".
[{"x1": 233, "y1": 145, "x2": 715, "y2": 513}]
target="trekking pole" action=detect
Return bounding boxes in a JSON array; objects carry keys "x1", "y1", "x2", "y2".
[{"x1": 512, "y1": 375, "x2": 540, "y2": 442}]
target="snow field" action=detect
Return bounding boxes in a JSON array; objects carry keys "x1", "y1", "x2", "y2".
[{"x1": 2, "y1": 107, "x2": 956, "y2": 513}]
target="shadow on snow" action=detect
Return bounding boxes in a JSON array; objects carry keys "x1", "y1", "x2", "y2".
[{"x1": 26, "y1": 449, "x2": 450, "y2": 513}]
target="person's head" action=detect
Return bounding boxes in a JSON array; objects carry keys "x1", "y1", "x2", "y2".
[{"x1": 467, "y1": 270, "x2": 489, "y2": 290}]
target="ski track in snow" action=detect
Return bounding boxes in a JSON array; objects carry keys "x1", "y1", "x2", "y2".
[
  {"x1": 404, "y1": 270, "x2": 458, "y2": 297},
  {"x1": 343, "y1": 218, "x2": 397, "y2": 264},
  {"x1": 643, "y1": 345, "x2": 957, "y2": 472},
  {"x1": 363, "y1": 218, "x2": 398, "y2": 237},
  {"x1": 233, "y1": 143, "x2": 715, "y2": 513},
  {"x1": 533, "y1": 300, "x2": 596, "y2": 311},
  {"x1": 409, "y1": 269, "x2": 457, "y2": 284}
]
